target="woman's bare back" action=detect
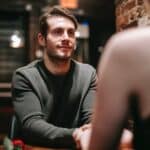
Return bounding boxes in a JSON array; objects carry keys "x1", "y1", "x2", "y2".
[{"x1": 89, "y1": 27, "x2": 150, "y2": 150}]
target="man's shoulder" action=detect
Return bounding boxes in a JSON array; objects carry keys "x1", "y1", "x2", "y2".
[
  {"x1": 72, "y1": 60, "x2": 96, "y2": 73},
  {"x1": 15, "y1": 59, "x2": 41, "y2": 74},
  {"x1": 13, "y1": 59, "x2": 43, "y2": 87}
]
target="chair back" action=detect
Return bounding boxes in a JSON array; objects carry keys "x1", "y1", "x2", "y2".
[{"x1": 9, "y1": 115, "x2": 21, "y2": 139}]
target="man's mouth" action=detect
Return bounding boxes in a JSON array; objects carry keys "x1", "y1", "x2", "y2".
[{"x1": 58, "y1": 45, "x2": 72, "y2": 49}]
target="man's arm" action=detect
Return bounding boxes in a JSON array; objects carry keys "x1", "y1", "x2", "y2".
[
  {"x1": 72, "y1": 68, "x2": 97, "y2": 149},
  {"x1": 12, "y1": 72, "x2": 75, "y2": 148},
  {"x1": 80, "y1": 69, "x2": 97, "y2": 125}
]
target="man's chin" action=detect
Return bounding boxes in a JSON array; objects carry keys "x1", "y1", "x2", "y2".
[
  {"x1": 60, "y1": 55, "x2": 72, "y2": 61},
  {"x1": 47, "y1": 51, "x2": 74, "y2": 61},
  {"x1": 49, "y1": 55, "x2": 71, "y2": 61},
  {"x1": 57, "y1": 53, "x2": 73, "y2": 60}
]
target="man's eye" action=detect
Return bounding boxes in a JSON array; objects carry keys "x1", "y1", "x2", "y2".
[
  {"x1": 52, "y1": 29, "x2": 63, "y2": 35},
  {"x1": 68, "y1": 30, "x2": 75, "y2": 37}
]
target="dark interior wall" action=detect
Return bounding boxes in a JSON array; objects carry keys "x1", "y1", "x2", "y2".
[
  {"x1": 89, "y1": 19, "x2": 116, "y2": 68},
  {"x1": 78, "y1": 0, "x2": 116, "y2": 68},
  {"x1": 75, "y1": 14, "x2": 116, "y2": 68},
  {"x1": 74, "y1": 0, "x2": 116, "y2": 68}
]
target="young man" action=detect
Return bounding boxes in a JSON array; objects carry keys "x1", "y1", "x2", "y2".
[
  {"x1": 11, "y1": 5, "x2": 97, "y2": 149},
  {"x1": 89, "y1": 13, "x2": 150, "y2": 150}
]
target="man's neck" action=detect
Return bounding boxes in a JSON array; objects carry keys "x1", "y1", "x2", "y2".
[{"x1": 44, "y1": 55, "x2": 71, "y2": 75}]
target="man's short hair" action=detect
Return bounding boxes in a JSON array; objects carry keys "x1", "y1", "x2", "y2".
[{"x1": 39, "y1": 5, "x2": 78, "y2": 37}]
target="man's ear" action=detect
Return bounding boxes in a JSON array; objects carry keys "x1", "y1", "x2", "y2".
[{"x1": 38, "y1": 33, "x2": 46, "y2": 47}]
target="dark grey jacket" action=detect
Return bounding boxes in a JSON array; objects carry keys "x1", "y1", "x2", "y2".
[{"x1": 12, "y1": 59, "x2": 97, "y2": 148}]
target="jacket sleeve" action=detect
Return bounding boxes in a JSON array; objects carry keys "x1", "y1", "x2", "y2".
[
  {"x1": 11, "y1": 71, "x2": 76, "y2": 148},
  {"x1": 79, "y1": 67, "x2": 97, "y2": 125}
]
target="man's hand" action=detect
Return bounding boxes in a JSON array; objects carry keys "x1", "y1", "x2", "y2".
[
  {"x1": 73, "y1": 125, "x2": 133, "y2": 150},
  {"x1": 73, "y1": 124, "x2": 91, "y2": 150},
  {"x1": 119, "y1": 129, "x2": 133, "y2": 150}
]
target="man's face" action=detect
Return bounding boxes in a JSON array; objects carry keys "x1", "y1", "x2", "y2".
[{"x1": 43, "y1": 16, "x2": 76, "y2": 61}]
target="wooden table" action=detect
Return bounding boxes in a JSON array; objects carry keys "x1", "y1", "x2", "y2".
[
  {"x1": 0, "y1": 143, "x2": 133, "y2": 150},
  {"x1": 0, "y1": 145, "x2": 68, "y2": 150},
  {"x1": 25, "y1": 145, "x2": 68, "y2": 150}
]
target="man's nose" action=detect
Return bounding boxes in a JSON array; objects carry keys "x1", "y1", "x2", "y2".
[{"x1": 63, "y1": 31, "x2": 69, "y2": 39}]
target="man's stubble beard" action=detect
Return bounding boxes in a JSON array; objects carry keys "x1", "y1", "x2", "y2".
[{"x1": 47, "y1": 50, "x2": 74, "y2": 63}]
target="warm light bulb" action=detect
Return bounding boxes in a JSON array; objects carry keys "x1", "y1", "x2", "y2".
[{"x1": 10, "y1": 31, "x2": 24, "y2": 48}]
